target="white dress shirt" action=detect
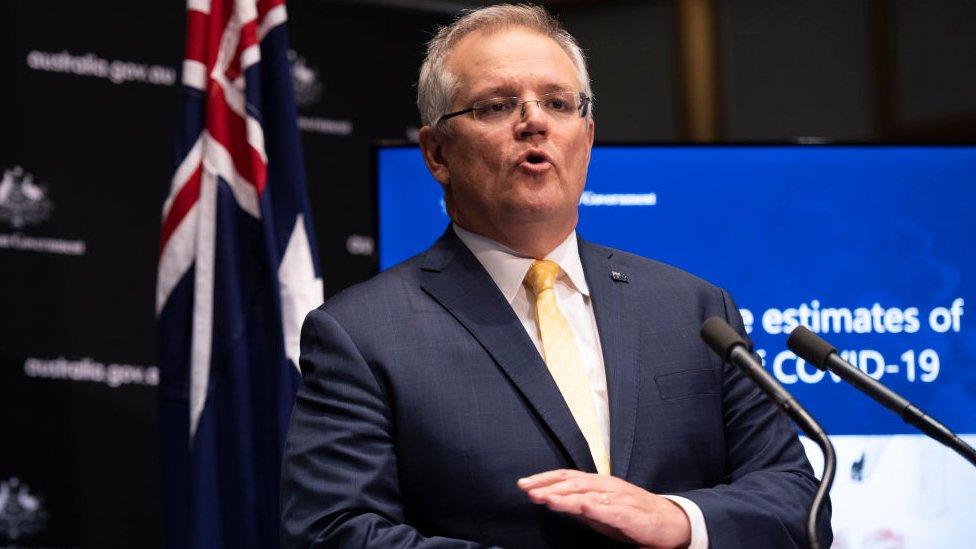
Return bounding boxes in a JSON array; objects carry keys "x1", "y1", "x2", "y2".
[{"x1": 452, "y1": 225, "x2": 709, "y2": 549}]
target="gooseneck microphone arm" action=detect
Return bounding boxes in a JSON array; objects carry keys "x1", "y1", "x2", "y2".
[
  {"x1": 700, "y1": 317, "x2": 834, "y2": 549},
  {"x1": 788, "y1": 325, "x2": 976, "y2": 468}
]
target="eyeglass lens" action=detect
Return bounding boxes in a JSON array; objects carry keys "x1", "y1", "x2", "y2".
[{"x1": 472, "y1": 92, "x2": 584, "y2": 122}]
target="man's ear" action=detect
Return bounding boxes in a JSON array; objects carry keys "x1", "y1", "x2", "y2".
[
  {"x1": 419, "y1": 126, "x2": 450, "y2": 186},
  {"x1": 582, "y1": 117, "x2": 595, "y2": 165}
]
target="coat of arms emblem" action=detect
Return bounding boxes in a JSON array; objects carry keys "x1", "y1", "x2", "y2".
[
  {"x1": 289, "y1": 50, "x2": 323, "y2": 108},
  {"x1": 0, "y1": 477, "x2": 49, "y2": 542},
  {"x1": 0, "y1": 166, "x2": 53, "y2": 229}
]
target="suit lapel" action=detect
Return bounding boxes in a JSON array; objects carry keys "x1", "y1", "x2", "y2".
[
  {"x1": 418, "y1": 229, "x2": 597, "y2": 473},
  {"x1": 579, "y1": 239, "x2": 640, "y2": 479}
]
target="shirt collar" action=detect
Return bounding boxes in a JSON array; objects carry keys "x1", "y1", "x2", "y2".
[{"x1": 452, "y1": 224, "x2": 590, "y2": 304}]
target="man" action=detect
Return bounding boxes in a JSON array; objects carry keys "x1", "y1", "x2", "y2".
[{"x1": 281, "y1": 5, "x2": 830, "y2": 548}]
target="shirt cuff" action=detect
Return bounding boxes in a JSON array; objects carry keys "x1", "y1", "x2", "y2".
[{"x1": 662, "y1": 494, "x2": 708, "y2": 549}]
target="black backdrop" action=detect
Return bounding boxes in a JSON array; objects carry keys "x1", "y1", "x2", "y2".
[{"x1": 1, "y1": 2, "x2": 451, "y2": 546}]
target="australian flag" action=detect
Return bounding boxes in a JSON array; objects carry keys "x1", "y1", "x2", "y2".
[{"x1": 156, "y1": 1, "x2": 322, "y2": 547}]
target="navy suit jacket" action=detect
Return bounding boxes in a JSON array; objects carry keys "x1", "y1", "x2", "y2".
[{"x1": 281, "y1": 229, "x2": 831, "y2": 548}]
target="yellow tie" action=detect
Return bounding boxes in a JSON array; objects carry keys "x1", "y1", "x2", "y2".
[{"x1": 524, "y1": 260, "x2": 610, "y2": 475}]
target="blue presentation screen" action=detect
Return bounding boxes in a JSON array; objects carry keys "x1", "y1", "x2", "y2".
[
  {"x1": 378, "y1": 144, "x2": 976, "y2": 544},
  {"x1": 377, "y1": 144, "x2": 975, "y2": 436}
]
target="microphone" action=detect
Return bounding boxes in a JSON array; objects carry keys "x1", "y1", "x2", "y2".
[
  {"x1": 788, "y1": 325, "x2": 976, "y2": 467},
  {"x1": 700, "y1": 317, "x2": 834, "y2": 549}
]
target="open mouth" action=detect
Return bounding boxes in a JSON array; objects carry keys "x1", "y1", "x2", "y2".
[{"x1": 517, "y1": 150, "x2": 553, "y2": 172}]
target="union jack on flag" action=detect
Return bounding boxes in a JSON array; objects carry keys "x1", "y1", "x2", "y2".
[{"x1": 156, "y1": 0, "x2": 322, "y2": 546}]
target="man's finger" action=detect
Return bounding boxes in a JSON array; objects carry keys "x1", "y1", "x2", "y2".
[
  {"x1": 537, "y1": 491, "x2": 601, "y2": 516},
  {"x1": 522, "y1": 473, "x2": 636, "y2": 500},
  {"x1": 516, "y1": 468, "x2": 585, "y2": 490},
  {"x1": 529, "y1": 492, "x2": 637, "y2": 520},
  {"x1": 527, "y1": 477, "x2": 603, "y2": 499}
]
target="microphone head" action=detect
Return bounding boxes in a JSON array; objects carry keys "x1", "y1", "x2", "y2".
[
  {"x1": 700, "y1": 317, "x2": 748, "y2": 361},
  {"x1": 787, "y1": 325, "x2": 836, "y2": 370}
]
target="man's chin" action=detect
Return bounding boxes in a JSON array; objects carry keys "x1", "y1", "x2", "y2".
[
  {"x1": 503, "y1": 201, "x2": 577, "y2": 228},
  {"x1": 516, "y1": 183, "x2": 579, "y2": 212}
]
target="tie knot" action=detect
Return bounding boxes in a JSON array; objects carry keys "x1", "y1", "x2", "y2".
[{"x1": 524, "y1": 260, "x2": 561, "y2": 295}]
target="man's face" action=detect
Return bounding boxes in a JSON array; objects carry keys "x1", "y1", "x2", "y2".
[{"x1": 420, "y1": 27, "x2": 595, "y2": 248}]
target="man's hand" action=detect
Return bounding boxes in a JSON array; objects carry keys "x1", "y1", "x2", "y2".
[{"x1": 517, "y1": 469, "x2": 691, "y2": 549}]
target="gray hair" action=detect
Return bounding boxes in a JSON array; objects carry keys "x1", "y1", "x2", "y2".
[{"x1": 417, "y1": 3, "x2": 593, "y2": 128}]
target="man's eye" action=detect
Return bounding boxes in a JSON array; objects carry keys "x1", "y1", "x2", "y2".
[
  {"x1": 545, "y1": 98, "x2": 569, "y2": 111},
  {"x1": 483, "y1": 99, "x2": 514, "y2": 113},
  {"x1": 475, "y1": 98, "x2": 514, "y2": 116}
]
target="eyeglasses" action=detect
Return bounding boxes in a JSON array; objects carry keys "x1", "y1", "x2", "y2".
[{"x1": 434, "y1": 91, "x2": 590, "y2": 126}]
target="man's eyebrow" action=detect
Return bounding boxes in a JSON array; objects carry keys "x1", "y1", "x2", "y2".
[
  {"x1": 467, "y1": 82, "x2": 575, "y2": 101},
  {"x1": 539, "y1": 82, "x2": 574, "y2": 93},
  {"x1": 469, "y1": 85, "x2": 518, "y2": 99}
]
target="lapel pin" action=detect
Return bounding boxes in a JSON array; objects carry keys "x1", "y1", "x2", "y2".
[{"x1": 610, "y1": 270, "x2": 629, "y2": 283}]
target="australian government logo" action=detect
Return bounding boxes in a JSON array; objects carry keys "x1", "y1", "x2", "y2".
[
  {"x1": 0, "y1": 166, "x2": 52, "y2": 228},
  {"x1": 0, "y1": 477, "x2": 49, "y2": 543},
  {"x1": 0, "y1": 166, "x2": 86, "y2": 256},
  {"x1": 579, "y1": 190, "x2": 657, "y2": 207},
  {"x1": 290, "y1": 50, "x2": 323, "y2": 107},
  {"x1": 289, "y1": 50, "x2": 353, "y2": 137}
]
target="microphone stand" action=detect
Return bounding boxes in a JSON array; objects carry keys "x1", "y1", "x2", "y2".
[
  {"x1": 703, "y1": 318, "x2": 834, "y2": 549},
  {"x1": 727, "y1": 345, "x2": 835, "y2": 549},
  {"x1": 789, "y1": 325, "x2": 976, "y2": 468}
]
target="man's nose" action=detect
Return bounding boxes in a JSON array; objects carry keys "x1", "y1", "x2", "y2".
[
  {"x1": 517, "y1": 99, "x2": 547, "y2": 137},
  {"x1": 519, "y1": 99, "x2": 544, "y2": 119}
]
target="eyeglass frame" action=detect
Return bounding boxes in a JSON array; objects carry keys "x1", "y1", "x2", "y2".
[{"x1": 433, "y1": 91, "x2": 591, "y2": 127}]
